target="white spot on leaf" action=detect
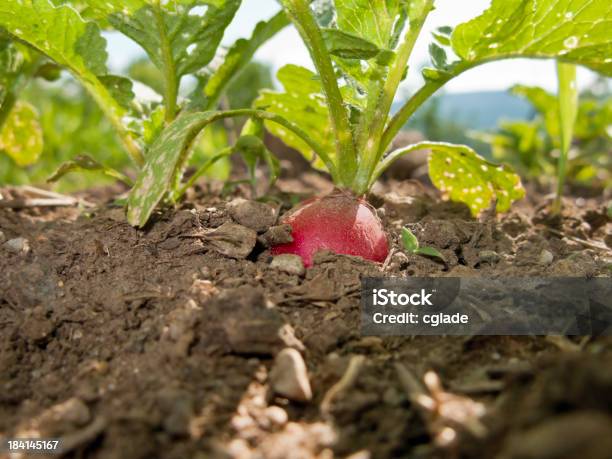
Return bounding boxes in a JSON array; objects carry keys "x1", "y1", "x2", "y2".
[{"x1": 563, "y1": 36, "x2": 579, "y2": 49}]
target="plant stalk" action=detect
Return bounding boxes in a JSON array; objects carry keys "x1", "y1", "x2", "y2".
[
  {"x1": 352, "y1": 0, "x2": 434, "y2": 194},
  {"x1": 154, "y1": 2, "x2": 179, "y2": 123},
  {"x1": 175, "y1": 146, "x2": 234, "y2": 200},
  {"x1": 379, "y1": 76, "x2": 449, "y2": 155},
  {"x1": 553, "y1": 61, "x2": 578, "y2": 213},
  {"x1": 280, "y1": 0, "x2": 356, "y2": 187}
]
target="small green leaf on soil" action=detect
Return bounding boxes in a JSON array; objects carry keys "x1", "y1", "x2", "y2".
[
  {"x1": 415, "y1": 246, "x2": 446, "y2": 262},
  {"x1": 401, "y1": 227, "x2": 419, "y2": 252}
]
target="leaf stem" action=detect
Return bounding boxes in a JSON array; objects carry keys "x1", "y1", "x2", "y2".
[
  {"x1": 553, "y1": 61, "x2": 577, "y2": 213},
  {"x1": 168, "y1": 108, "x2": 338, "y2": 190},
  {"x1": 352, "y1": 0, "x2": 434, "y2": 194},
  {"x1": 369, "y1": 140, "x2": 465, "y2": 187},
  {"x1": 379, "y1": 76, "x2": 449, "y2": 155},
  {"x1": 280, "y1": 0, "x2": 356, "y2": 186},
  {"x1": 175, "y1": 146, "x2": 234, "y2": 200},
  {"x1": 153, "y1": 2, "x2": 179, "y2": 123}
]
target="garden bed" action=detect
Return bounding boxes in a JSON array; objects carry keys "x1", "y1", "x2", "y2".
[{"x1": 1, "y1": 175, "x2": 611, "y2": 459}]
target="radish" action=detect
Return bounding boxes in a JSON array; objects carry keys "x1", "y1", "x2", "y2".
[
  {"x1": 271, "y1": 191, "x2": 388, "y2": 267},
  {"x1": 247, "y1": 0, "x2": 537, "y2": 266}
]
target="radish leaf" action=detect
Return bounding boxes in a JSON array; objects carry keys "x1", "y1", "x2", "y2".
[
  {"x1": 0, "y1": 0, "x2": 142, "y2": 164},
  {"x1": 0, "y1": 1, "x2": 115, "y2": 103},
  {"x1": 327, "y1": 0, "x2": 410, "y2": 91},
  {"x1": 452, "y1": 0, "x2": 612, "y2": 76},
  {"x1": 103, "y1": 0, "x2": 240, "y2": 79},
  {"x1": 321, "y1": 28, "x2": 381, "y2": 59},
  {"x1": 255, "y1": 65, "x2": 335, "y2": 170},
  {"x1": 204, "y1": 11, "x2": 289, "y2": 109},
  {"x1": 334, "y1": 0, "x2": 407, "y2": 49},
  {"x1": 0, "y1": 38, "x2": 23, "y2": 110},
  {"x1": 0, "y1": 101, "x2": 43, "y2": 166},
  {"x1": 427, "y1": 143, "x2": 525, "y2": 215},
  {"x1": 128, "y1": 111, "x2": 220, "y2": 226},
  {"x1": 90, "y1": 0, "x2": 239, "y2": 121}
]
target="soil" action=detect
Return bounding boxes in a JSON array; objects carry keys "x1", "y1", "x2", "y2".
[{"x1": 1, "y1": 171, "x2": 611, "y2": 459}]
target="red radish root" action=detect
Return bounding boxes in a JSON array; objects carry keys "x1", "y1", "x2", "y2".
[{"x1": 271, "y1": 191, "x2": 389, "y2": 267}]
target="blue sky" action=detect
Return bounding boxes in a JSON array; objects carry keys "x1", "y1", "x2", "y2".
[{"x1": 105, "y1": 0, "x2": 601, "y2": 94}]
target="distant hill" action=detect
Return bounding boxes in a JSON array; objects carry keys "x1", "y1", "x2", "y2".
[
  {"x1": 436, "y1": 90, "x2": 533, "y2": 129},
  {"x1": 395, "y1": 90, "x2": 534, "y2": 131}
]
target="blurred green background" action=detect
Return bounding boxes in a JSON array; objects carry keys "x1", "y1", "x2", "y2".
[{"x1": 0, "y1": 58, "x2": 273, "y2": 192}]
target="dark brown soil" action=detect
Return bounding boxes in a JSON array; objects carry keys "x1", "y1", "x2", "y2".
[{"x1": 1, "y1": 175, "x2": 611, "y2": 459}]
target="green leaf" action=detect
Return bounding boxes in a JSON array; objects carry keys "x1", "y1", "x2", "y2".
[
  {"x1": 142, "y1": 105, "x2": 166, "y2": 146},
  {"x1": 128, "y1": 112, "x2": 216, "y2": 226},
  {"x1": 48, "y1": 154, "x2": 133, "y2": 186},
  {"x1": 452, "y1": 0, "x2": 612, "y2": 76},
  {"x1": 334, "y1": 0, "x2": 407, "y2": 49},
  {"x1": 0, "y1": 0, "x2": 142, "y2": 164},
  {"x1": 99, "y1": 75, "x2": 135, "y2": 110},
  {"x1": 511, "y1": 85, "x2": 560, "y2": 140},
  {"x1": 104, "y1": 0, "x2": 240, "y2": 79},
  {"x1": 128, "y1": 108, "x2": 332, "y2": 226},
  {"x1": 328, "y1": 0, "x2": 409, "y2": 90},
  {"x1": 0, "y1": 38, "x2": 24, "y2": 108},
  {"x1": 321, "y1": 28, "x2": 381, "y2": 59},
  {"x1": 254, "y1": 64, "x2": 335, "y2": 170},
  {"x1": 432, "y1": 26, "x2": 453, "y2": 46},
  {"x1": 401, "y1": 227, "x2": 419, "y2": 252},
  {"x1": 0, "y1": 1, "x2": 106, "y2": 75},
  {"x1": 415, "y1": 246, "x2": 446, "y2": 262},
  {"x1": 204, "y1": 11, "x2": 289, "y2": 109},
  {"x1": 0, "y1": 101, "x2": 43, "y2": 166},
  {"x1": 427, "y1": 142, "x2": 525, "y2": 215},
  {"x1": 428, "y1": 42, "x2": 449, "y2": 70}
]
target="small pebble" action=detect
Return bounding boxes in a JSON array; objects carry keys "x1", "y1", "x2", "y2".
[
  {"x1": 269, "y1": 348, "x2": 312, "y2": 402},
  {"x1": 0, "y1": 230, "x2": 5, "y2": 244},
  {"x1": 478, "y1": 250, "x2": 501, "y2": 264},
  {"x1": 270, "y1": 254, "x2": 305, "y2": 276},
  {"x1": 264, "y1": 406, "x2": 288, "y2": 427},
  {"x1": 3, "y1": 237, "x2": 30, "y2": 254},
  {"x1": 538, "y1": 249, "x2": 554, "y2": 265}
]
